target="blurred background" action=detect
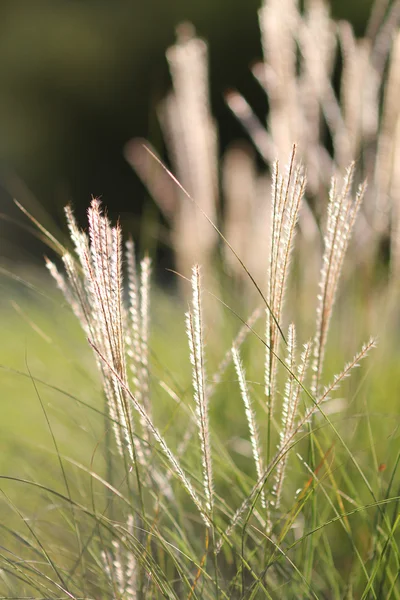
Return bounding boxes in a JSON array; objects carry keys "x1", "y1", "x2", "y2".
[{"x1": 0, "y1": 0, "x2": 373, "y2": 265}]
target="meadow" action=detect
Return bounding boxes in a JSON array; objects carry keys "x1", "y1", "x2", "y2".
[{"x1": 1, "y1": 0, "x2": 400, "y2": 598}]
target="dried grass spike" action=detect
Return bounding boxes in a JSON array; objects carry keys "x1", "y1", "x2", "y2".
[{"x1": 186, "y1": 265, "x2": 213, "y2": 515}]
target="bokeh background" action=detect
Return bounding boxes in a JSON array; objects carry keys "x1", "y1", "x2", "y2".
[{"x1": 0, "y1": 0, "x2": 373, "y2": 265}]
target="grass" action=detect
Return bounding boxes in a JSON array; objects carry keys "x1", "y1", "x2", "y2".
[
  {"x1": 1, "y1": 160, "x2": 399, "y2": 599},
  {"x1": 2, "y1": 0, "x2": 400, "y2": 597}
]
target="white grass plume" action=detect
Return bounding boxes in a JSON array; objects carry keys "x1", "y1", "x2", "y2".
[
  {"x1": 265, "y1": 146, "x2": 306, "y2": 413},
  {"x1": 312, "y1": 167, "x2": 366, "y2": 396},
  {"x1": 125, "y1": 240, "x2": 152, "y2": 449},
  {"x1": 161, "y1": 24, "x2": 218, "y2": 277},
  {"x1": 47, "y1": 200, "x2": 135, "y2": 462},
  {"x1": 304, "y1": 337, "x2": 376, "y2": 428},
  {"x1": 232, "y1": 345, "x2": 266, "y2": 510},
  {"x1": 186, "y1": 265, "x2": 213, "y2": 515}
]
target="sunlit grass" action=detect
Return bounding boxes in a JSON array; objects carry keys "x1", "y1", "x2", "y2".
[
  {"x1": 1, "y1": 253, "x2": 399, "y2": 598},
  {"x1": 2, "y1": 0, "x2": 400, "y2": 594}
]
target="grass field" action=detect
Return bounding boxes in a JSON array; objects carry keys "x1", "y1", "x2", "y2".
[
  {"x1": 2, "y1": 0, "x2": 400, "y2": 597},
  {"x1": 1, "y1": 197, "x2": 400, "y2": 598}
]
